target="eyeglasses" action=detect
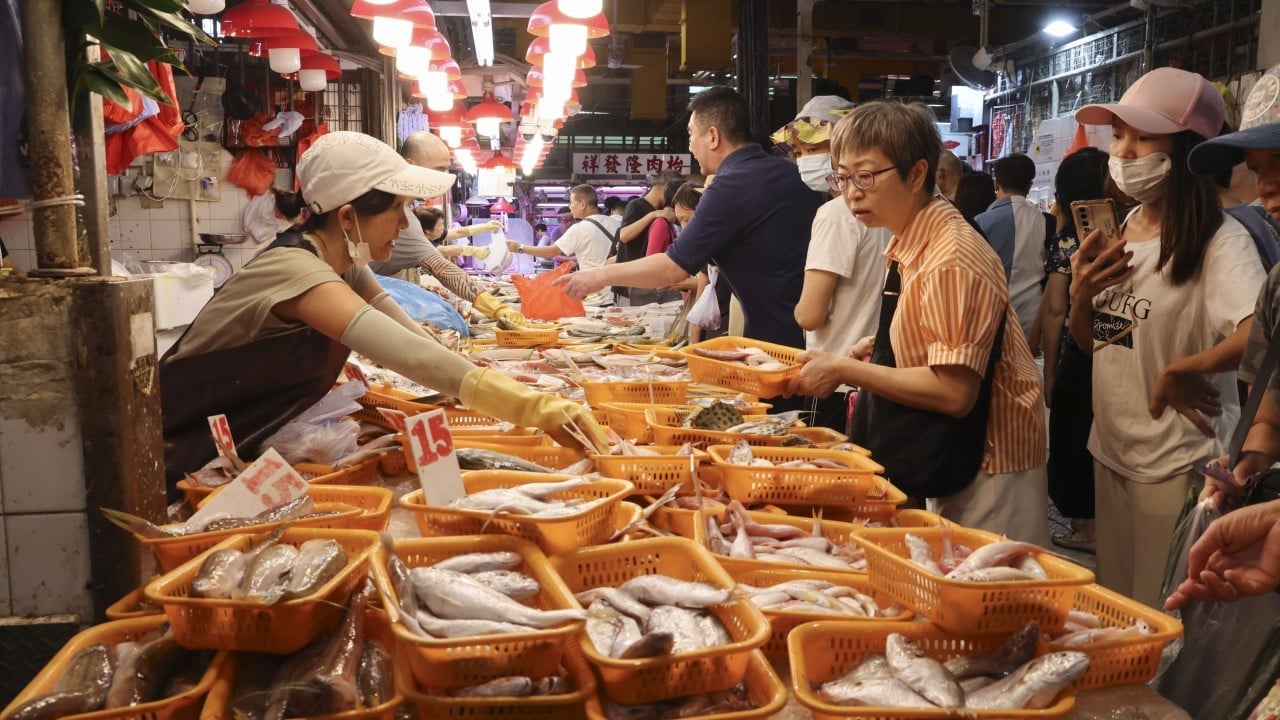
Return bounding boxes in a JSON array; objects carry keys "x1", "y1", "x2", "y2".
[{"x1": 827, "y1": 166, "x2": 898, "y2": 192}]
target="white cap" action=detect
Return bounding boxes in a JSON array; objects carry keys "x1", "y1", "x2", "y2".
[{"x1": 297, "y1": 131, "x2": 457, "y2": 214}]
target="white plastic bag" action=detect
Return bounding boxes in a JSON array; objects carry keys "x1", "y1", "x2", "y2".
[
  {"x1": 261, "y1": 381, "x2": 367, "y2": 464},
  {"x1": 244, "y1": 192, "x2": 294, "y2": 245},
  {"x1": 687, "y1": 266, "x2": 721, "y2": 330},
  {"x1": 484, "y1": 231, "x2": 514, "y2": 274}
]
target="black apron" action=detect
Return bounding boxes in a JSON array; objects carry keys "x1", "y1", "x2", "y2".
[
  {"x1": 850, "y1": 259, "x2": 1005, "y2": 499},
  {"x1": 158, "y1": 233, "x2": 350, "y2": 490}
]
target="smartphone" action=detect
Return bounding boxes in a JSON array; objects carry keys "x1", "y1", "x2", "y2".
[
  {"x1": 1197, "y1": 460, "x2": 1242, "y2": 487},
  {"x1": 1070, "y1": 198, "x2": 1121, "y2": 248}
]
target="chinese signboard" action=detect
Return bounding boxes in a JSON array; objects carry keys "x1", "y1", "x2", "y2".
[{"x1": 572, "y1": 153, "x2": 692, "y2": 177}]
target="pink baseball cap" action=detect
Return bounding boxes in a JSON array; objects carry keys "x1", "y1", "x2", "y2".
[{"x1": 1075, "y1": 67, "x2": 1224, "y2": 140}]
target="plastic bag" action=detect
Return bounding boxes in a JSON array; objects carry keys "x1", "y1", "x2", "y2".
[
  {"x1": 244, "y1": 192, "x2": 293, "y2": 245},
  {"x1": 1156, "y1": 493, "x2": 1280, "y2": 719},
  {"x1": 375, "y1": 275, "x2": 470, "y2": 336},
  {"x1": 225, "y1": 149, "x2": 276, "y2": 196},
  {"x1": 294, "y1": 379, "x2": 366, "y2": 426},
  {"x1": 511, "y1": 262, "x2": 585, "y2": 321},
  {"x1": 263, "y1": 416, "x2": 361, "y2": 465},
  {"x1": 687, "y1": 265, "x2": 722, "y2": 329}
]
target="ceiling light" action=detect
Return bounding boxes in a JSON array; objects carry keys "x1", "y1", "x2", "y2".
[
  {"x1": 439, "y1": 125, "x2": 463, "y2": 147},
  {"x1": 298, "y1": 69, "x2": 328, "y2": 91},
  {"x1": 549, "y1": 23, "x2": 587, "y2": 56},
  {"x1": 220, "y1": 0, "x2": 298, "y2": 38},
  {"x1": 466, "y1": 0, "x2": 495, "y2": 66},
  {"x1": 556, "y1": 0, "x2": 602, "y2": 19},
  {"x1": 268, "y1": 47, "x2": 301, "y2": 73},
  {"x1": 187, "y1": 0, "x2": 226, "y2": 15},
  {"x1": 466, "y1": 89, "x2": 514, "y2": 138},
  {"x1": 1042, "y1": 20, "x2": 1077, "y2": 37},
  {"x1": 372, "y1": 15, "x2": 414, "y2": 47},
  {"x1": 542, "y1": 51, "x2": 578, "y2": 87}
]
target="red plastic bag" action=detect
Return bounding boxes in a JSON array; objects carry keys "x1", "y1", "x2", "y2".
[
  {"x1": 510, "y1": 262, "x2": 585, "y2": 321},
  {"x1": 226, "y1": 149, "x2": 276, "y2": 196}
]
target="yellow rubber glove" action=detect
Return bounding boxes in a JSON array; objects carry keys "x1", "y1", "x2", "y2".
[
  {"x1": 459, "y1": 245, "x2": 491, "y2": 260},
  {"x1": 465, "y1": 220, "x2": 503, "y2": 237},
  {"x1": 459, "y1": 368, "x2": 609, "y2": 452}
]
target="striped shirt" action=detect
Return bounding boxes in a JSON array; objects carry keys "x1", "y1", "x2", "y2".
[{"x1": 884, "y1": 198, "x2": 1046, "y2": 474}]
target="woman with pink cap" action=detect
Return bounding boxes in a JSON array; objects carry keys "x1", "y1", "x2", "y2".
[{"x1": 1069, "y1": 67, "x2": 1266, "y2": 607}]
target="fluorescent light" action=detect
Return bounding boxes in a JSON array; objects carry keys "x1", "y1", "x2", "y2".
[
  {"x1": 1042, "y1": 20, "x2": 1077, "y2": 37},
  {"x1": 467, "y1": 0, "x2": 494, "y2": 66}
]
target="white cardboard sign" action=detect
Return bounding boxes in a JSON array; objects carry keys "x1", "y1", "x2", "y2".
[
  {"x1": 185, "y1": 447, "x2": 309, "y2": 528},
  {"x1": 207, "y1": 413, "x2": 246, "y2": 471},
  {"x1": 405, "y1": 408, "x2": 465, "y2": 505}
]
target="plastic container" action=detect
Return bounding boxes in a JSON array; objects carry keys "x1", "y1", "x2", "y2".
[
  {"x1": 400, "y1": 471, "x2": 634, "y2": 556},
  {"x1": 687, "y1": 506, "x2": 869, "y2": 576},
  {"x1": 857, "y1": 526, "x2": 1095, "y2": 634},
  {"x1": 646, "y1": 407, "x2": 844, "y2": 450},
  {"x1": 105, "y1": 585, "x2": 165, "y2": 621},
  {"x1": 370, "y1": 535, "x2": 584, "y2": 690},
  {"x1": 197, "y1": 606, "x2": 402, "y2": 720},
  {"x1": 354, "y1": 385, "x2": 436, "y2": 429},
  {"x1": 601, "y1": 402, "x2": 769, "y2": 443},
  {"x1": 788, "y1": 620, "x2": 1076, "y2": 719},
  {"x1": 294, "y1": 454, "x2": 383, "y2": 486},
  {"x1": 680, "y1": 336, "x2": 803, "y2": 397},
  {"x1": 1052, "y1": 583, "x2": 1184, "y2": 689},
  {"x1": 717, "y1": 558, "x2": 912, "y2": 659},
  {"x1": 582, "y1": 650, "x2": 786, "y2": 720},
  {"x1": 580, "y1": 380, "x2": 690, "y2": 407},
  {"x1": 589, "y1": 446, "x2": 708, "y2": 496},
  {"x1": 496, "y1": 327, "x2": 561, "y2": 348},
  {"x1": 549, "y1": 537, "x2": 770, "y2": 704},
  {"x1": 144, "y1": 528, "x2": 379, "y2": 654},
  {"x1": 706, "y1": 445, "x2": 894, "y2": 510},
  {"x1": 398, "y1": 628, "x2": 597, "y2": 719},
  {"x1": 1, "y1": 615, "x2": 226, "y2": 720}
]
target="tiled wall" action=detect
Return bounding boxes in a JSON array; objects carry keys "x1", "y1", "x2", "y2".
[{"x1": 0, "y1": 151, "x2": 273, "y2": 274}]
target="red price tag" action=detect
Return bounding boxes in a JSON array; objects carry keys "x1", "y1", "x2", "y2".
[
  {"x1": 404, "y1": 409, "x2": 464, "y2": 505},
  {"x1": 377, "y1": 408, "x2": 409, "y2": 432},
  {"x1": 207, "y1": 414, "x2": 244, "y2": 469}
]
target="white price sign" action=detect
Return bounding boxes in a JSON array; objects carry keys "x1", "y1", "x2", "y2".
[
  {"x1": 207, "y1": 413, "x2": 246, "y2": 471},
  {"x1": 405, "y1": 408, "x2": 465, "y2": 505},
  {"x1": 185, "y1": 447, "x2": 309, "y2": 528}
]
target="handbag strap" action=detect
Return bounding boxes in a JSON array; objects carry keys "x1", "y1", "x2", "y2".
[{"x1": 1230, "y1": 320, "x2": 1280, "y2": 467}]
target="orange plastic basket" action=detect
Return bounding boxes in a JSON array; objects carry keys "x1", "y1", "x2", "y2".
[
  {"x1": 646, "y1": 407, "x2": 840, "y2": 450},
  {"x1": 370, "y1": 535, "x2": 584, "y2": 690},
  {"x1": 140, "y1": 485, "x2": 388, "y2": 572},
  {"x1": 549, "y1": 537, "x2": 770, "y2": 704},
  {"x1": 788, "y1": 620, "x2": 1076, "y2": 719},
  {"x1": 589, "y1": 446, "x2": 709, "y2": 496},
  {"x1": 105, "y1": 585, "x2": 165, "y2": 621},
  {"x1": 293, "y1": 454, "x2": 383, "y2": 486},
  {"x1": 686, "y1": 385, "x2": 761, "y2": 403},
  {"x1": 680, "y1": 336, "x2": 803, "y2": 397},
  {"x1": 717, "y1": 558, "x2": 912, "y2": 659},
  {"x1": 0, "y1": 615, "x2": 227, "y2": 720},
  {"x1": 602, "y1": 402, "x2": 769, "y2": 443},
  {"x1": 457, "y1": 439, "x2": 587, "y2": 471},
  {"x1": 582, "y1": 650, "x2": 786, "y2": 720},
  {"x1": 198, "y1": 605, "x2": 402, "y2": 720},
  {"x1": 397, "y1": 625, "x2": 597, "y2": 719},
  {"x1": 581, "y1": 380, "x2": 690, "y2": 407},
  {"x1": 143, "y1": 528, "x2": 379, "y2": 654},
  {"x1": 1050, "y1": 583, "x2": 1183, "y2": 689},
  {"x1": 706, "y1": 445, "x2": 895, "y2": 510},
  {"x1": 497, "y1": 327, "x2": 561, "y2": 348},
  {"x1": 400, "y1": 471, "x2": 634, "y2": 555},
  {"x1": 354, "y1": 385, "x2": 436, "y2": 429},
  {"x1": 857, "y1": 527, "x2": 1095, "y2": 634},
  {"x1": 687, "y1": 507, "x2": 870, "y2": 576}
]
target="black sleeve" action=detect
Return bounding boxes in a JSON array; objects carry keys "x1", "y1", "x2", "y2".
[
  {"x1": 0, "y1": 237, "x2": 8, "y2": 258},
  {"x1": 620, "y1": 199, "x2": 650, "y2": 228}
]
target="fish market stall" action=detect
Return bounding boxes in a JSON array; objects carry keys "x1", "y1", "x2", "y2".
[{"x1": 2, "y1": 331, "x2": 1195, "y2": 720}]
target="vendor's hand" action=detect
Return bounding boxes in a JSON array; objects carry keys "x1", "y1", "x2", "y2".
[
  {"x1": 785, "y1": 350, "x2": 847, "y2": 399},
  {"x1": 1165, "y1": 497, "x2": 1280, "y2": 609},
  {"x1": 847, "y1": 335, "x2": 875, "y2": 361},
  {"x1": 460, "y1": 246, "x2": 491, "y2": 260},
  {"x1": 505, "y1": 240, "x2": 522, "y2": 252},
  {"x1": 480, "y1": 220, "x2": 502, "y2": 232},
  {"x1": 554, "y1": 266, "x2": 604, "y2": 300},
  {"x1": 1150, "y1": 365, "x2": 1220, "y2": 438},
  {"x1": 494, "y1": 305, "x2": 528, "y2": 327},
  {"x1": 1069, "y1": 229, "x2": 1134, "y2": 306},
  {"x1": 1200, "y1": 452, "x2": 1268, "y2": 507}
]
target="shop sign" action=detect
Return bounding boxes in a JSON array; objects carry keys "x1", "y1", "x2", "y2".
[{"x1": 572, "y1": 152, "x2": 692, "y2": 177}]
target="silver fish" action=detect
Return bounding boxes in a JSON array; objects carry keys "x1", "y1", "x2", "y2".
[
  {"x1": 451, "y1": 676, "x2": 536, "y2": 697},
  {"x1": 510, "y1": 477, "x2": 593, "y2": 500},
  {"x1": 645, "y1": 606, "x2": 709, "y2": 654},
  {"x1": 411, "y1": 568, "x2": 586, "y2": 629},
  {"x1": 6, "y1": 643, "x2": 115, "y2": 720},
  {"x1": 238, "y1": 543, "x2": 300, "y2": 604},
  {"x1": 944, "y1": 621, "x2": 1041, "y2": 680},
  {"x1": 618, "y1": 575, "x2": 731, "y2": 608},
  {"x1": 617, "y1": 631, "x2": 674, "y2": 659},
  {"x1": 456, "y1": 447, "x2": 554, "y2": 473},
  {"x1": 727, "y1": 439, "x2": 754, "y2": 465},
  {"x1": 190, "y1": 548, "x2": 248, "y2": 599},
  {"x1": 964, "y1": 651, "x2": 1089, "y2": 709},
  {"x1": 949, "y1": 566, "x2": 1037, "y2": 582},
  {"x1": 285, "y1": 539, "x2": 348, "y2": 599},
  {"x1": 586, "y1": 602, "x2": 625, "y2": 655},
  {"x1": 414, "y1": 608, "x2": 535, "y2": 638},
  {"x1": 818, "y1": 676, "x2": 935, "y2": 708},
  {"x1": 905, "y1": 533, "x2": 942, "y2": 575},
  {"x1": 470, "y1": 570, "x2": 540, "y2": 601},
  {"x1": 448, "y1": 489, "x2": 553, "y2": 514},
  {"x1": 432, "y1": 551, "x2": 523, "y2": 574},
  {"x1": 696, "y1": 611, "x2": 733, "y2": 647},
  {"x1": 576, "y1": 587, "x2": 652, "y2": 622},
  {"x1": 946, "y1": 540, "x2": 1045, "y2": 578},
  {"x1": 885, "y1": 633, "x2": 964, "y2": 710}
]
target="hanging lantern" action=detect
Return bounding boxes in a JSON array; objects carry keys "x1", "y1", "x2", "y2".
[
  {"x1": 556, "y1": 0, "x2": 602, "y2": 19},
  {"x1": 283, "y1": 53, "x2": 341, "y2": 91},
  {"x1": 221, "y1": 0, "x2": 298, "y2": 38},
  {"x1": 466, "y1": 90, "x2": 514, "y2": 139},
  {"x1": 354, "y1": 1, "x2": 437, "y2": 48},
  {"x1": 525, "y1": 36, "x2": 596, "y2": 69},
  {"x1": 527, "y1": 1, "x2": 609, "y2": 55},
  {"x1": 187, "y1": 0, "x2": 226, "y2": 15},
  {"x1": 526, "y1": 66, "x2": 588, "y2": 89}
]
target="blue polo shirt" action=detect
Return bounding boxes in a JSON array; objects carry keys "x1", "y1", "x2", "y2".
[{"x1": 667, "y1": 144, "x2": 820, "y2": 348}]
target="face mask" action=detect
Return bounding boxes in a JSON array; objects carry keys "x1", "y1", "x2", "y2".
[
  {"x1": 796, "y1": 153, "x2": 832, "y2": 192},
  {"x1": 343, "y1": 211, "x2": 373, "y2": 267},
  {"x1": 1109, "y1": 153, "x2": 1172, "y2": 204}
]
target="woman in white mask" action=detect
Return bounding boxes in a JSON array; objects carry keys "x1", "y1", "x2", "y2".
[
  {"x1": 158, "y1": 132, "x2": 606, "y2": 495},
  {"x1": 1069, "y1": 68, "x2": 1265, "y2": 608},
  {"x1": 773, "y1": 95, "x2": 892, "y2": 432}
]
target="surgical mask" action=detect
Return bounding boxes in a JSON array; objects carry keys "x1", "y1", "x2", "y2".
[
  {"x1": 1109, "y1": 153, "x2": 1172, "y2": 204},
  {"x1": 796, "y1": 153, "x2": 832, "y2": 192},
  {"x1": 343, "y1": 212, "x2": 373, "y2": 267}
]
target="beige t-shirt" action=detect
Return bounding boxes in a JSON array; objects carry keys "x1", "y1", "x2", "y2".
[{"x1": 170, "y1": 234, "x2": 378, "y2": 360}]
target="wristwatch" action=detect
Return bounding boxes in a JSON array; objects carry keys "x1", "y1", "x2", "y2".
[{"x1": 516, "y1": 245, "x2": 524, "y2": 254}]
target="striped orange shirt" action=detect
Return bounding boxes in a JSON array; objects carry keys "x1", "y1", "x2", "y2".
[{"x1": 884, "y1": 198, "x2": 1046, "y2": 474}]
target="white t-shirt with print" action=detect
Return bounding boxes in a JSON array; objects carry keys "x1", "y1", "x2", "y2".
[
  {"x1": 554, "y1": 214, "x2": 618, "y2": 271},
  {"x1": 1088, "y1": 213, "x2": 1264, "y2": 482},
  {"x1": 804, "y1": 197, "x2": 891, "y2": 355}
]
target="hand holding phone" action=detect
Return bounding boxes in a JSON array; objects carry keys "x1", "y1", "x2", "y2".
[
  {"x1": 1070, "y1": 199, "x2": 1121, "y2": 251},
  {"x1": 1198, "y1": 459, "x2": 1243, "y2": 488}
]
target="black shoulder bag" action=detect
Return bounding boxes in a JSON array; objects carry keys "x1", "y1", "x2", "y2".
[
  {"x1": 849, "y1": 259, "x2": 1007, "y2": 499},
  {"x1": 1228, "y1": 317, "x2": 1280, "y2": 506},
  {"x1": 583, "y1": 217, "x2": 621, "y2": 258}
]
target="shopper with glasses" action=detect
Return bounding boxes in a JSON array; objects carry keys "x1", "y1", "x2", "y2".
[{"x1": 786, "y1": 101, "x2": 1050, "y2": 546}]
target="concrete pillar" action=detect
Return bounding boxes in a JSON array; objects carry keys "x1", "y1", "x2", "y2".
[
  {"x1": 796, "y1": 0, "x2": 816, "y2": 113},
  {"x1": 1260, "y1": 0, "x2": 1280, "y2": 70},
  {"x1": 737, "y1": 0, "x2": 771, "y2": 143}
]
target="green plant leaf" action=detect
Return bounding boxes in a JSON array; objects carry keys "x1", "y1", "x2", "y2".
[
  {"x1": 122, "y1": 0, "x2": 189, "y2": 14},
  {"x1": 65, "y1": 0, "x2": 105, "y2": 30},
  {"x1": 81, "y1": 65, "x2": 133, "y2": 107},
  {"x1": 102, "y1": 50, "x2": 165, "y2": 97},
  {"x1": 133, "y1": 6, "x2": 215, "y2": 46}
]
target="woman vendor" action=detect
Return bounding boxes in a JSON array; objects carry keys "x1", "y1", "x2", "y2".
[
  {"x1": 785, "y1": 102, "x2": 1049, "y2": 545},
  {"x1": 159, "y1": 131, "x2": 607, "y2": 489}
]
